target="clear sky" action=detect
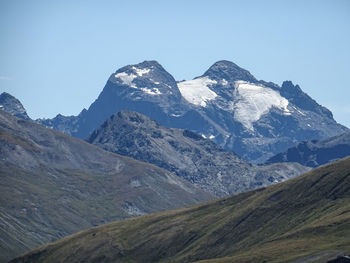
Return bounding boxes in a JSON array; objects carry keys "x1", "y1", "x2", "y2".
[{"x1": 1, "y1": 0, "x2": 349, "y2": 128}]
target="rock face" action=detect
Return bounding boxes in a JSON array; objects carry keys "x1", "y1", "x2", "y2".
[
  {"x1": 86, "y1": 110, "x2": 310, "y2": 197},
  {"x1": 0, "y1": 92, "x2": 30, "y2": 120},
  {"x1": 11, "y1": 157, "x2": 350, "y2": 263},
  {"x1": 38, "y1": 60, "x2": 347, "y2": 163},
  {"x1": 37, "y1": 114, "x2": 79, "y2": 135},
  {"x1": 0, "y1": 110, "x2": 212, "y2": 262},
  {"x1": 266, "y1": 130, "x2": 350, "y2": 167},
  {"x1": 38, "y1": 60, "x2": 192, "y2": 138}
]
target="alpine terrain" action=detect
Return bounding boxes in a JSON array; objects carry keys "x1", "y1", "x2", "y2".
[
  {"x1": 37, "y1": 60, "x2": 347, "y2": 163},
  {"x1": 86, "y1": 110, "x2": 310, "y2": 196},
  {"x1": 11, "y1": 156, "x2": 350, "y2": 263},
  {"x1": 267, "y1": 130, "x2": 350, "y2": 167},
  {"x1": 0, "y1": 92, "x2": 30, "y2": 120},
  {"x1": 0, "y1": 110, "x2": 212, "y2": 262}
]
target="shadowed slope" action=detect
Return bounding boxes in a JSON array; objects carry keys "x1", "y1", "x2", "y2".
[
  {"x1": 0, "y1": 110, "x2": 212, "y2": 262},
  {"x1": 267, "y1": 130, "x2": 350, "y2": 167}
]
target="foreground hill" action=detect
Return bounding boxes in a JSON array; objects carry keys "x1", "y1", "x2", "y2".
[
  {"x1": 38, "y1": 60, "x2": 347, "y2": 163},
  {"x1": 0, "y1": 110, "x2": 212, "y2": 262},
  {"x1": 87, "y1": 110, "x2": 309, "y2": 196},
  {"x1": 11, "y1": 156, "x2": 350, "y2": 263},
  {"x1": 266, "y1": 130, "x2": 350, "y2": 167}
]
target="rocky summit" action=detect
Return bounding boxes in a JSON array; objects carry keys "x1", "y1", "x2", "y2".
[
  {"x1": 86, "y1": 110, "x2": 310, "y2": 197},
  {"x1": 0, "y1": 92, "x2": 30, "y2": 120},
  {"x1": 37, "y1": 60, "x2": 347, "y2": 163}
]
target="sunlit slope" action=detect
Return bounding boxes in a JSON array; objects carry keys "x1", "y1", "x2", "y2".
[{"x1": 11, "y1": 156, "x2": 350, "y2": 263}]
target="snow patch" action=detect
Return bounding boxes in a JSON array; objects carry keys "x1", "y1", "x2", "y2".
[
  {"x1": 234, "y1": 81, "x2": 290, "y2": 131},
  {"x1": 178, "y1": 77, "x2": 218, "y2": 107},
  {"x1": 114, "y1": 72, "x2": 137, "y2": 88},
  {"x1": 140, "y1": 87, "x2": 162, "y2": 95},
  {"x1": 150, "y1": 79, "x2": 160, "y2": 85},
  {"x1": 295, "y1": 107, "x2": 306, "y2": 116},
  {"x1": 132, "y1": 66, "x2": 151, "y2": 76},
  {"x1": 221, "y1": 79, "x2": 228, "y2": 86}
]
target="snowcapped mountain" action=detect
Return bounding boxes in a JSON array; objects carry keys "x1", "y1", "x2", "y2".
[
  {"x1": 37, "y1": 60, "x2": 194, "y2": 139},
  {"x1": 0, "y1": 92, "x2": 30, "y2": 120},
  {"x1": 37, "y1": 60, "x2": 347, "y2": 162},
  {"x1": 176, "y1": 60, "x2": 347, "y2": 162}
]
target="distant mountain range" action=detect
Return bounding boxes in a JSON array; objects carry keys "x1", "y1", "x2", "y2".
[
  {"x1": 33, "y1": 60, "x2": 347, "y2": 163},
  {"x1": 0, "y1": 110, "x2": 212, "y2": 262},
  {"x1": 267, "y1": 130, "x2": 350, "y2": 167},
  {"x1": 11, "y1": 156, "x2": 350, "y2": 263},
  {"x1": 86, "y1": 110, "x2": 309, "y2": 196}
]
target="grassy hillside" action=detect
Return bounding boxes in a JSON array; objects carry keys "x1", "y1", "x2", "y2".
[
  {"x1": 11, "y1": 156, "x2": 350, "y2": 263},
  {"x1": 0, "y1": 110, "x2": 212, "y2": 262}
]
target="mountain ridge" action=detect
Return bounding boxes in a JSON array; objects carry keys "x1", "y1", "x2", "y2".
[
  {"x1": 266, "y1": 130, "x2": 350, "y2": 167},
  {"x1": 203, "y1": 60, "x2": 258, "y2": 83},
  {"x1": 35, "y1": 60, "x2": 347, "y2": 162},
  {"x1": 86, "y1": 110, "x2": 310, "y2": 196}
]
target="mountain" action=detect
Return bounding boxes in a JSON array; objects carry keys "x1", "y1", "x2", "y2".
[
  {"x1": 37, "y1": 114, "x2": 79, "y2": 135},
  {"x1": 266, "y1": 130, "x2": 350, "y2": 167},
  {"x1": 38, "y1": 60, "x2": 191, "y2": 138},
  {"x1": 178, "y1": 62, "x2": 346, "y2": 162},
  {"x1": 37, "y1": 60, "x2": 347, "y2": 163},
  {"x1": 0, "y1": 110, "x2": 212, "y2": 262},
  {"x1": 11, "y1": 156, "x2": 350, "y2": 263},
  {"x1": 0, "y1": 92, "x2": 30, "y2": 120},
  {"x1": 86, "y1": 110, "x2": 310, "y2": 197}
]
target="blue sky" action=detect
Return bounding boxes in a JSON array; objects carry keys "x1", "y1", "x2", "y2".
[{"x1": 1, "y1": 0, "x2": 349, "y2": 128}]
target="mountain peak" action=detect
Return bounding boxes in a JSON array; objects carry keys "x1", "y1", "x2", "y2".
[
  {"x1": 135, "y1": 60, "x2": 162, "y2": 68},
  {"x1": 203, "y1": 60, "x2": 257, "y2": 82},
  {"x1": 0, "y1": 92, "x2": 30, "y2": 120},
  {"x1": 110, "y1": 60, "x2": 180, "y2": 95},
  {"x1": 210, "y1": 60, "x2": 241, "y2": 68},
  {"x1": 280, "y1": 80, "x2": 334, "y2": 119},
  {"x1": 114, "y1": 60, "x2": 165, "y2": 76}
]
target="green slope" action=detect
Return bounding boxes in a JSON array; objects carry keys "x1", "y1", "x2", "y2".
[{"x1": 11, "y1": 156, "x2": 350, "y2": 263}]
